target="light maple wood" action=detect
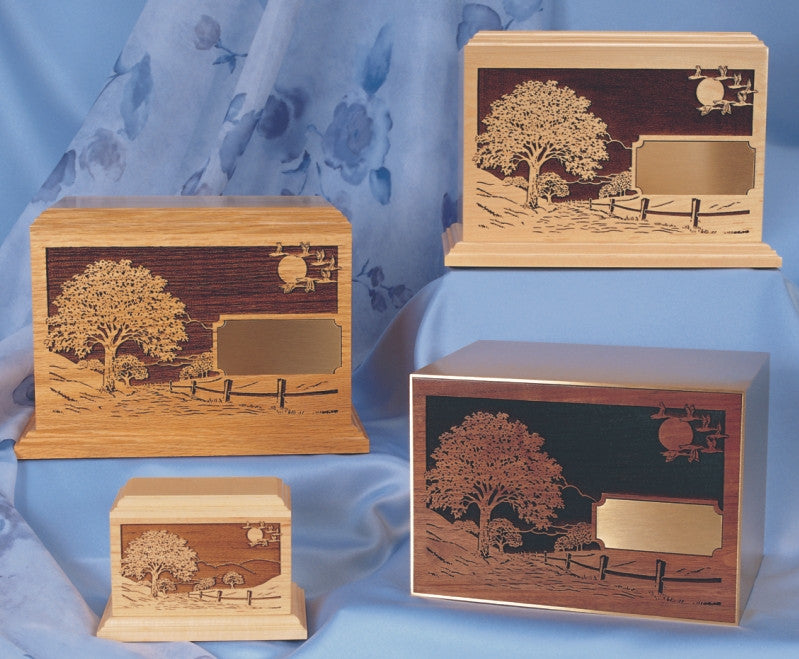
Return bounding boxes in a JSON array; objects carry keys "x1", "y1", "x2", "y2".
[
  {"x1": 449, "y1": 31, "x2": 779, "y2": 268},
  {"x1": 443, "y1": 223, "x2": 781, "y2": 267},
  {"x1": 18, "y1": 196, "x2": 369, "y2": 458},
  {"x1": 96, "y1": 477, "x2": 308, "y2": 641},
  {"x1": 410, "y1": 341, "x2": 769, "y2": 624}
]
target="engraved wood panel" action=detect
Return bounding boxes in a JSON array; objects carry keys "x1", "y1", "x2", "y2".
[
  {"x1": 19, "y1": 196, "x2": 369, "y2": 458},
  {"x1": 447, "y1": 31, "x2": 779, "y2": 267},
  {"x1": 412, "y1": 376, "x2": 746, "y2": 624},
  {"x1": 97, "y1": 476, "x2": 307, "y2": 641},
  {"x1": 117, "y1": 522, "x2": 285, "y2": 612}
]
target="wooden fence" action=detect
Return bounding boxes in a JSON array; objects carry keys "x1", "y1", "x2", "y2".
[
  {"x1": 169, "y1": 377, "x2": 337, "y2": 408},
  {"x1": 542, "y1": 552, "x2": 721, "y2": 595},
  {"x1": 188, "y1": 589, "x2": 281, "y2": 606},
  {"x1": 589, "y1": 196, "x2": 749, "y2": 229}
]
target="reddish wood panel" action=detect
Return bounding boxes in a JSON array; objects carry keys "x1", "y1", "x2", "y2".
[
  {"x1": 120, "y1": 523, "x2": 282, "y2": 594},
  {"x1": 412, "y1": 377, "x2": 745, "y2": 623}
]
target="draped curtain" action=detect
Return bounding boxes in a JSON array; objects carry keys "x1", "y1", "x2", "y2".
[
  {"x1": 0, "y1": 0, "x2": 547, "y2": 369},
  {"x1": 0, "y1": 2, "x2": 549, "y2": 657}
]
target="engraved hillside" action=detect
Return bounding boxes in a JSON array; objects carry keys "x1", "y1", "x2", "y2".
[
  {"x1": 42, "y1": 247, "x2": 342, "y2": 419},
  {"x1": 118, "y1": 523, "x2": 284, "y2": 613},
  {"x1": 419, "y1": 401, "x2": 731, "y2": 618},
  {"x1": 470, "y1": 69, "x2": 758, "y2": 241}
]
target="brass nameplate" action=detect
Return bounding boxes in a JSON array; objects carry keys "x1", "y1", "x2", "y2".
[
  {"x1": 216, "y1": 317, "x2": 342, "y2": 375},
  {"x1": 595, "y1": 496, "x2": 722, "y2": 556},
  {"x1": 635, "y1": 139, "x2": 755, "y2": 195}
]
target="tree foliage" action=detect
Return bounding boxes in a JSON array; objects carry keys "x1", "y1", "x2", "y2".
[
  {"x1": 180, "y1": 351, "x2": 215, "y2": 380},
  {"x1": 113, "y1": 354, "x2": 149, "y2": 386},
  {"x1": 502, "y1": 175, "x2": 528, "y2": 190},
  {"x1": 156, "y1": 578, "x2": 177, "y2": 595},
  {"x1": 489, "y1": 518, "x2": 522, "y2": 553},
  {"x1": 121, "y1": 529, "x2": 199, "y2": 597},
  {"x1": 222, "y1": 570, "x2": 245, "y2": 589},
  {"x1": 474, "y1": 80, "x2": 608, "y2": 208},
  {"x1": 426, "y1": 411, "x2": 564, "y2": 558},
  {"x1": 536, "y1": 172, "x2": 570, "y2": 203},
  {"x1": 193, "y1": 576, "x2": 216, "y2": 592},
  {"x1": 554, "y1": 522, "x2": 595, "y2": 552},
  {"x1": 46, "y1": 259, "x2": 187, "y2": 392},
  {"x1": 599, "y1": 170, "x2": 633, "y2": 198},
  {"x1": 77, "y1": 358, "x2": 103, "y2": 373}
]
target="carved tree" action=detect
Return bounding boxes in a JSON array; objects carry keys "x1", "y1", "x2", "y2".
[
  {"x1": 474, "y1": 80, "x2": 608, "y2": 208},
  {"x1": 180, "y1": 351, "x2": 215, "y2": 380},
  {"x1": 536, "y1": 172, "x2": 570, "y2": 203},
  {"x1": 554, "y1": 522, "x2": 595, "y2": 552},
  {"x1": 77, "y1": 358, "x2": 103, "y2": 373},
  {"x1": 193, "y1": 576, "x2": 216, "y2": 592},
  {"x1": 113, "y1": 354, "x2": 149, "y2": 386},
  {"x1": 156, "y1": 578, "x2": 177, "y2": 595},
  {"x1": 489, "y1": 518, "x2": 523, "y2": 553},
  {"x1": 426, "y1": 411, "x2": 564, "y2": 558},
  {"x1": 46, "y1": 259, "x2": 188, "y2": 392},
  {"x1": 599, "y1": 170, "x2": 633, "y2": 198},
  {"x1": 222, "y1": 570, "x2": 245, "y2": 589},
  {"x1": 121, "y1": 529, "x2": 199, "y2": 598}
]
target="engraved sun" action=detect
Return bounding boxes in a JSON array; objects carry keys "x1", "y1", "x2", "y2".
[
  {"x1": 695, "y1": 77, "x2": 726, "y2": 106},
  {"x1": 277, "y1": 254, "x2": 308, "y2": 284},
  {"x1": 246, "y1": 525, "x2": 264, "y2": 545},
  {"x1": 658, "y1": 416, "x2": 694, "y2": 451}
]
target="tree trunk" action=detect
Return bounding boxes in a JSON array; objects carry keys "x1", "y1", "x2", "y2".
[
  {"x1": 150, "y1": 569, "x2": 160, "y2": 597},
  {"x1": 477, "y1": 505, "x2": 491, "y2": 558},
  {"x1": 102, "y1": 347, "x2": 117, "y2": 393},
  {"x1": 525, "y1": 162, "x2": 542, "y2": 209}
]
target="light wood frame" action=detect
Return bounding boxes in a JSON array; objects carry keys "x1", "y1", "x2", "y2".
[
  {"x1": 446, "y1": 31, "x2": 780, "y2": 268},
  {"x1": 18, "y1": 196, "x2": 369, "y2": 458},
  {"x1": 411, "y1": 341, "x2": 769, "y2": 624},
  {"x1": 97, "y1": 477, "x2": 307, "y2": 641}
]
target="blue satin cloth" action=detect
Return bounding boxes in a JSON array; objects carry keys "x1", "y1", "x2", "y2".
[
  {"x1": 3, "y1": 1, "x2": 799, "y2": 657},
  {"x1": 5, "y1": 267, "x2": 799, "y2": 657}
]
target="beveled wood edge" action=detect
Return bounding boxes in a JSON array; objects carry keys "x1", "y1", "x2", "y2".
[
  {"x1": 409, "y1": 589, "x2": 739, "y2": 626},
  {"x1": 443, "y1": 225, "x2": 782, "y2": 268},
  {"x1": 14, "y1": 409, "x2": 369, "y2": 459},
  {"x1": 96, "y1": 582, "x2": 308, "y2": 641}
]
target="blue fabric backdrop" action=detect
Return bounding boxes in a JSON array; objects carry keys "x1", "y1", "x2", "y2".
[{"x1": 2, "y1": 1, "x2": 799, "y2": 657}]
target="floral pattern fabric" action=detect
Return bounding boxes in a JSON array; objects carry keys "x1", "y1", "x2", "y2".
[
  {"x1": 1, "y1": 0, "x2": 547, "y2": 367},
  {"x1": 0, "y1": 2, "x2": 548, "y2": 656}
]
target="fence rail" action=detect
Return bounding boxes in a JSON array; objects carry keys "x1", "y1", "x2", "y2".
[
  {"x1": 169, "y1": 377, "x2": 337, "y2": 408},
  {"x1": 589, "y1": 196, "x2": 749, "y2": 228},
  {"x1": 542, "y1": 552, "x2": 721, "y2": 594},
  {"x1": 188, "y1": 589, "x2": 281, "y2": 606}
]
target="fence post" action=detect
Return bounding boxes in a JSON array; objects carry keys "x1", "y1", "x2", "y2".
[
  {"x1": 191, "y1": 380, "x2": 197, "y2": 397},
  {"x1": 639, "y1": 197, "x2": 649, "y2": 221},
  {"x1": 223, "y1": 379, "x2": 233, "y2": 403},
  {"x1": 589, "y1": 198, "x2": 593, "y2": 211},
  {"x1": 655, "y1": 559, "x2": 667, "y2": 594},
  {"x1": 247, "y1": 590, "x2": 253, "y2": 606},
  {"x1": 169, "y1": 381, "x2": 173, "y2": 393},
  {"x1": 199, "y1": 591, "x2": 203, "y2": 600},
  {"x1": 543, "y1": 551, "x2": 547, "y2": 564},
  {"x1": 609, "y1": 198, "x2": 616, "y2": 216},
  {"x1": 599, "y1": 554, "x2": 609, "y2": 580},
  {"x1": 690, "y1": 198, "x2": 701, "y2": 229},
  {"x1": 276, "y1": 378, "x2": 287, "y2": 408},
  {"x1": 217, "y1": 589, "x2": 223, "y2": 602},
  {"x1": 565, "y1": 553, "x2": 572, "y2": 571}
]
